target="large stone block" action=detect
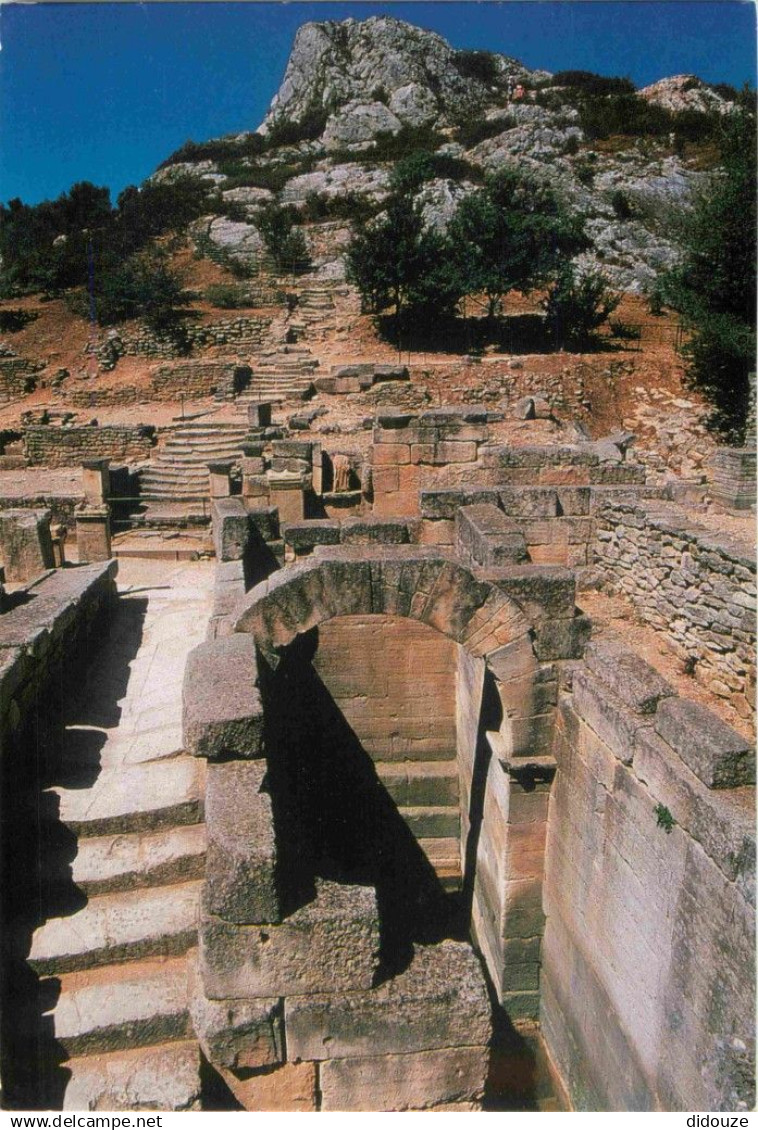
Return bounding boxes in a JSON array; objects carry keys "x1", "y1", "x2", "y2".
[
  {"x1": 341, "y1": 517, "x2": 413, "y2": 545},
  {"x1": 319, "y1": 1045, "x2": 488, "y2": 1111},
  {"x1": 285, "y1": 940, "x2": 491, "y2": 1062},
  {"x1": 571, "y1": 667, "x2": 648, "y2": 766},
  {"x1": 182, "y1": 635, "x2": 263, "y2": 760},
  {"x1": 200, "y1": 880, "x2": 380, "y2": 999},
  {"x1": 0, "y1": 508, "x2": 56, "y2": 582},
  {"x1": 204, "y1": 761, "x2": 280, "y2": 924},
  {"x1": 456, "y1": 504, "x2": 529, "y2": 567},
  {"x1": 487, "y1": 565, "x2": 576, "y2": 622},
  {"x1": 419, "y1": 488, "x2": 499, "y2": 521},
  {"x1": 533, "y1": 614, "x2": 591, "y2": 660},
  {"x1": 633, "y1": 727, "x2": 755, "y2": 897},
  {"x1": 655, "y1": 697, "x2": 755, "y2": 789},
  {"x1": 221, "y1": 1061, "x2": 317, "y2": 1111},
  {"x1": 190, "y1": 981, "x2": 283, "y2": 1071},
  {"x1": 584, "y1": 636, "x2": 675, "y2": 714},
  {"x1": 212, "y1": 498, "x2": 251, "y2": 563}
]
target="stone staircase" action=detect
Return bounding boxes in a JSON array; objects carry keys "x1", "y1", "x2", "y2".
[
  {"x1": 239, "y1": 345, "x2": 319, "y2": 404},
  {"x1": 290, "y1": 286, "x2": 337, "y2": 342},
  {"x1": 139, "y1": 420, "x2": 249, "y2": 501},
  {"x1": 23, "y1": 753, "x2": 206, "y2": 1108},
  {"x1": 9, "y1": 567, "x2": 213, "y2": 1110}
]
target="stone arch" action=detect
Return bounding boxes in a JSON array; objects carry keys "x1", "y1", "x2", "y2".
[
  {"x1": 233, "y1": 548, "x2": 533, "y2": 677},
  {"x1": 231, "y1": 547, "x2": 553, "y2": 1011}
]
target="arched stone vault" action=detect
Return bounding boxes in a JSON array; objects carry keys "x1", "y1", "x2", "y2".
[
  {"x1": 233, "y1": 547, "x2": 535, "y2": 717},
  {"x1": 228, "y1": 546, "x2": 555, "y2": 1010}
]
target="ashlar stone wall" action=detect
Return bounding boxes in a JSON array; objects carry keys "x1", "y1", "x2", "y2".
[
  {"x1": 313, "y1": 616, "x2": 461, "y2": 889},
  {"x1": 542, "y1": 634, "x2": 755, "y2": 1111}
]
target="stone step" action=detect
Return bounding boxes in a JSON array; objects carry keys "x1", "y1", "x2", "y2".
[
  {"x1": 418, "y1": 837, "x2": 462, "y2": 891},
  {"x1": 27, "y1": 880, "x2": 202, "y2": 975},
  {"x1": 51, "y1": 824, "x2": 207, "y2": 896},
  {"x1": 61, "y1": 1039, "x2": 201, "y2": 1111},
  {"x1": 41, "y1": 955, "x2": 192, "y2": 1058},
  {"x1": 375, "y1": 761, "x2": 459, "y2": 807},
  {"x1": 49, "y1": 756, "x2": 204, "y2": 837},
  {"x1": 398, "y1": 806, "x2": 461, "y2": 839}
]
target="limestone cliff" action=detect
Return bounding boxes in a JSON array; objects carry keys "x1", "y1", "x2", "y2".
[{"x1": 153, "y1": 15, "x2": 737, "y2": 291}]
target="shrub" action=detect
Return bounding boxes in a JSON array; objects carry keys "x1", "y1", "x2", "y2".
[
  {"x1": 609, "y1": 319, "x2": 641, "y2": 340},
  {"x1": 266, "y1": 105, "x2": 330, "y2": 147},
  {"x1": 390, "y1": 150, "x2": 480, "y2": 194},
  {"x1": 541, "y1": 264, "x2": 621, "y2": 349},
  {"x1": 158, "y1": 134, "x2": 266, "y2": 169},
  {"x1": 0, "y1": 308, "x2": 38, "y2": 332},
  {"x1": 611, "y1": 189, "x2": 633, "y2": 220},
  {"x1": 205, "y1": 283, "x2": 252, "y2": 309},
  {"x1": 371, "y1": 86, "x2": 390, "y2": 106},
  {"x1": 357, "y1": 126, "x2": 445, "y2": 164},
  {"x1": 302, "y1": 192, "x2": 378, "y2": 224},
  {"x1": 552, "y1": 70, "x2": 637, "y2": 97},
  {"x1": 574, "y1": 159, "x2": 596, "y2": 187},
  {"x1": 454, "y1": 50, "x2": 500, "y2": 84},
  {"x1": 455, "y1": 116, "x2": 515, "y2": 147},
  {"x1": 563, "y1": 134, "x2": 580, "y2": 156}
]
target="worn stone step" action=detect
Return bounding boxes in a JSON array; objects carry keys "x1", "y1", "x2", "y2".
[
  {"x1": 376, "y1": 762, "x2": 459, "y2": 807},
  {"x1": 398, "y1": 806, "x2": 461, "y2": 839},
  {"x1": 62, "y1": 1039, "x2": 201, "y2": 1111},
  {"x1": 27, "y1": 880, "x2": 202, "y2": 975},
  {"x1": 41, "y1": 955, "x2": 192, "y2": 1058},
  {"x1": 51, "y1": 824, "x2": 207, "y2": 896},
  {"x1": 49, "y1": 757, "x2": 204, "y2": 837}
]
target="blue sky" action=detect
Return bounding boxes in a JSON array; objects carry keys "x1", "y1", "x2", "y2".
[{"x1": 1, "y1": 2, "x2": 755, "y2": 205}]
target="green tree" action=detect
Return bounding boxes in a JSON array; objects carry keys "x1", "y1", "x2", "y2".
[
  {"x1": 256, "y1": 203, "x2": 309, "y2": 272},
  {"x1": 541, "y1": 264, "x2": 621, "y2": 349},
  {"x1": 664, "y1": 104, "x2": 756, "y2": 440},
  {"x1": 94, "y1": 250, "x2": 190, "y2": 332},
  {"x1": 346, "y1": 194, "x2": 463, "y2": 333},
  {"x1": 448, "y1": 168, "x2": 586, "y2": 318}
]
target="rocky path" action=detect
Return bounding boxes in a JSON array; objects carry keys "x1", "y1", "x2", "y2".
[{"x1": 13, "y1": 560, "x2": 214, "y2": 1110}]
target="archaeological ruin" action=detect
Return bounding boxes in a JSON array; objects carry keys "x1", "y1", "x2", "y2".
[{"x1": 0, "y1": 8, "x2": 755, "y2": 1115}]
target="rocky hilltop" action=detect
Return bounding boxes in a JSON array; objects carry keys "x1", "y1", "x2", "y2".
[
  {"x1": 260, "y1": 16, "x2": 548, "y2": 142},
  {"x1": 154, "y1": 16, "x2": 733, "y2": 290}
]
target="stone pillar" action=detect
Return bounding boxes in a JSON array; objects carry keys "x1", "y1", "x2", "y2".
[
  {"x1": 471, "y1": 731, "x2": 555, "y2": 1019},
  {"x1": 76, "y1": 507, "x2": 112, "y2": 563},
  {"x1": 710, "y1": 448, "x2": 756, "y2": 511},
  {"x1": 208, "y1": 461, "x2": 233, "y2": 500},
  {"x1": 0, "y1": 508, "x2": 56, "y2": 582},
  {"x1": 248, "y1": 402, "x2": 272, "y2": 429},
  {"x1": 82, "y1": 458, "x2": 110, "y2": 506},
  {"x1": 50, "y1": 523, "x2": 67, "y2": 568},
  {"x1": 269, "y1": 473, "x2": 307, "y2": 523}
]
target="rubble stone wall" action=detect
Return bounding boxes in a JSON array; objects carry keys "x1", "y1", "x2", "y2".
[
  {"x1": 542, "y1": 638, "x2": 755, "y2": 1112},
  {"x1": 23, "y1": 425, "x2": 156, "y2": 468},
  {"x1": 91, "y1": 317, "x2": 269, "y2": 369},
  {"x1": 592, "y1": 499, "x2": 756, "y2": 718}
]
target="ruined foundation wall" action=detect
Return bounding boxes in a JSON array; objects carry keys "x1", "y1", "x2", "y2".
[
  {"x1": 592, "y1": 499, "x2": 756, "y2": 718},
  {"x1": 313, "y1": 615, "x2": 460, "y2": 885},
  {"x1": 23, "y1": 425, "x2": 156, "y2": 468},
  {"x1": 541, "y1": 645, "x2": 755, "y2": 1111}
]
